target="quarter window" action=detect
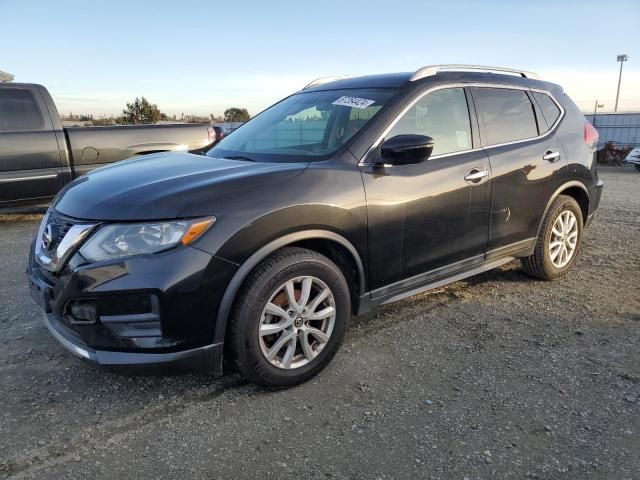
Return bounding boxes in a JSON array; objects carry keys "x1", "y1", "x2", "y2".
[
  {"x1": 472, "y1": 88, "x2": 538, "y2": 145},
  {"x1": 386, "y1": 87, "x2": 472, "y2": 156},
  {"x1": 0, "y1": 88, "x2": 44, "y2": 132},
  {"x1": 532, "y1": 91, "x2": 561, "y2": 132}
]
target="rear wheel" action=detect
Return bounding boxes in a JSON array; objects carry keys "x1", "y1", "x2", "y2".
[
  {"x1": 635, "y1": 163, "x2": 640, "y2": 172},
  {"x1": 228, "y1": 247, "x2": 350, "y2": 388},
  {"x1": 521, "y1": 195, "x2": 583, "y2": 280}
]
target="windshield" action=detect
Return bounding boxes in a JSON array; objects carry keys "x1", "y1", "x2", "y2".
[{"x1": 207, "y1": 88, "x2": 398, "y2": 162}]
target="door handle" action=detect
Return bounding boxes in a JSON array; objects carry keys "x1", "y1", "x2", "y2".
[
  {"x1": 543, "y1": 150, "x2": 561, "y2": 162},
  {"x1": 464, "y1": 168, "x2": 489, "y2": 183}
]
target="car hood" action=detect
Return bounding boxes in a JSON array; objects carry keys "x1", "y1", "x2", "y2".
[{"x1": 54, "y1": 152, "x2": 307, "y2": 221}]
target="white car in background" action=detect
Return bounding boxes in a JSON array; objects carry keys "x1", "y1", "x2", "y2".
[{"x1": 624, "y1": 147, "x2": 640, "y2": 171}]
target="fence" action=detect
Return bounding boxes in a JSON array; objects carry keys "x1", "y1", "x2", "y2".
[{"x1": 584, "y1": 112, "x2": 640, "y2": 150}]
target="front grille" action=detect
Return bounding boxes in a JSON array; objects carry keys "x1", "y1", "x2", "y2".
[
  {"x1": 35, "y1": 210, "x2": 97, "y2": 273},
  {"x1": 46, "y1": 211, "x2": 75, "y2": 252}
]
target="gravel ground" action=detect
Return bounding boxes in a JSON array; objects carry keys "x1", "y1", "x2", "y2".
[{"x1": 0, "y1": 166, "x2": 638, "y2": 479}]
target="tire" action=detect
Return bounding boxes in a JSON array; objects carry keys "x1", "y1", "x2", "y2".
[
  {"x1": 635, "y1": 163, "x2": 640, "y2": 172},
  {"x1": 521, "y1": 195, "x2": 584, "y2": 280},
  {"x1": 227, "y1": 247, "x2": 350, "y2": 388}
]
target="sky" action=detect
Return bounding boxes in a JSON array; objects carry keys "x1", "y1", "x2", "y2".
[{"x1": 1, "y1": 0, "x2": 639, "y2": 117}]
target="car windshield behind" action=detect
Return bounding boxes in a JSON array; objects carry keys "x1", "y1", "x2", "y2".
[{"x1": 207, "y1": 88, "x2": 398, "y2": 162}]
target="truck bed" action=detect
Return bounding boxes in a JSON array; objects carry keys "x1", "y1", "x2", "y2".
[
  {"x1": 66, "y1": 123, "x2": 212, "y2": 176},
  {"x1": 0, "y1": 82, "x2": 213, "y2": 207}
]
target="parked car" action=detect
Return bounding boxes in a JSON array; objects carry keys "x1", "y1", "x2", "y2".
[
  {"x1": 0, "y1": 83, "x2": 213, "y2": 207},
  {"x1": 209, "y1": 125, "x2": 227, "y2": 142},
  {"x1": 28, "y1": 65, "x2": 603, "y2": 388},
  {"x1": 624, "y1": 147, "x2": 640, "y2": 171}
]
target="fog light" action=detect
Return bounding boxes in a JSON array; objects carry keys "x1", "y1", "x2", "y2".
[
  {"x1": 98, "y1": 294, "x2": 162, "y2": 338},
  {"x1": 67, "y1": 300, "x2": 97, "y2": 324}
]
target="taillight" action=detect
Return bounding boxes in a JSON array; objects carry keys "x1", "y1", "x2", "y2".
[
  {"x1": 584, "y1": 122, "x2": 599, "y2": 148},
  {"x1": 207, "y1": 126, "x2": 217, "y2": 144}
]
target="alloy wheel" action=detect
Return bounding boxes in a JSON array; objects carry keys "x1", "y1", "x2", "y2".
[
  {"x1": 549, "y1": 210, "x2": 579, "y2": 268},
  {"x1": 258, "y1": 276, "x2": 336, "y2": 369}
]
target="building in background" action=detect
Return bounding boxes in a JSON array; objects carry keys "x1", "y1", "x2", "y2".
[
  {"x1": 0, "y1": 71, "x2": 14, "y2": 82},
  {"x1": 585, "y1": 112, "x2": 640, "y2": 150}
]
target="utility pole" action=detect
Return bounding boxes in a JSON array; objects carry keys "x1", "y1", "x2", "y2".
[
  {"x1": 593, "y1": 100, "x2": 604, "y2": 127},
  {"x1": 614, "y1": 54, "x2": 628, "y2": 112}
]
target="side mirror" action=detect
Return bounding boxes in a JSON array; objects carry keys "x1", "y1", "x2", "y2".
[{"x1": 380, "y1": 134, "x2": 434, "y2": 165}]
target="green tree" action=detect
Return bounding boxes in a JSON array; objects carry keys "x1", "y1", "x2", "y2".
[
  {"x1": 223, "y1": 107, "x2": 250, "y2": 123},
  {"x1": 121, "y1": 97, "x2": 163, "y2": 124}
]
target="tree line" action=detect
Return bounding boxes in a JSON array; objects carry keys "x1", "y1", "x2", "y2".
[{"x1": 62, "y1": 97, "x2": 250, "y2": 126}]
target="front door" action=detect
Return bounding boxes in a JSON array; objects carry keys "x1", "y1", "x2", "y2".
[{"x1": 361, "y1": 87, "x2": 491, "y2": 297}]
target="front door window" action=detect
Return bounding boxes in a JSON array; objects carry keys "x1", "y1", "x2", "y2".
[{"x1": 386, "y1": 87, "x2": 472, "y2": 156}]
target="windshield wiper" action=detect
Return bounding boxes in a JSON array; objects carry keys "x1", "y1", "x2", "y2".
[{"x1": 222, "y1": 155, "x2": 257, "y2": 162}]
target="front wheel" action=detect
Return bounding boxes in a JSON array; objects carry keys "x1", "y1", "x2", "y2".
[
  {"x1": 521, "y1": 195, "x2": 584, "y2": 280},
  {"x1": 634, "y1": 163, "x2": 640, "y2": 172},
  {"x1": 227, "y1": 247, "x2": 350, "y2": 388}
]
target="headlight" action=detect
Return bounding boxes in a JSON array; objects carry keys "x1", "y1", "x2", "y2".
[{"x1": 79, "y1": 217, "x2": 215, "y2": 262}]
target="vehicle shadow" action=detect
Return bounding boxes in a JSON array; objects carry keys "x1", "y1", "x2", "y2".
[{"x1": 85, "y1": 263, "x2": 534, "y2": 381}]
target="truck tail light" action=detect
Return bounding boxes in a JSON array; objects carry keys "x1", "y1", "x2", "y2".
[{"x1": 584, "y1": 122, "x2": 599, "y2": 148}]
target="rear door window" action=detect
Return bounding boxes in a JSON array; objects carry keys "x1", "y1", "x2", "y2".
[
  {"x1": 0, "y1": 88, "x2": 45, "y2": 132},
  {"x1": 472, "y1": 87, "x2": 538, "y2": 145},
  {"x1": 532, "y1": 91, "x2": 561, "y2": 132},
  {"x1": 386, "y1": 87, "x2": 472, "y2": 156}
]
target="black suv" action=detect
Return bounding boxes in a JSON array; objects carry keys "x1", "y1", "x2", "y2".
[{"x1": 28, "y1": 65, "x2": 603, "y2": 388}]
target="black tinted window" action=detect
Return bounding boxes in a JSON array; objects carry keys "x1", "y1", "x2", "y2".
[
  {"x1": 473, "y1": 88, "x2": 537, "y2": 145},
  {"x1": 532, "y1": 91, "x2": 561, "y2": 131},
  {"x1": 387, "y1": 88, "x2": 472, "y2": 156},
  {"x1": 0, "y1": 88, "x2": 44, "y2": 132}
]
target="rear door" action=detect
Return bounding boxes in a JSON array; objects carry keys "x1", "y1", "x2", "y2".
[
  {"x1": 0, "y1": 86, "x2": 63, "y2": 205},
  {"x1": 362, "y1": 87, "x2": 492, "y2": 296},
  {"x1": 470, "y1": 86, "x2": 565, "y2": 256}
]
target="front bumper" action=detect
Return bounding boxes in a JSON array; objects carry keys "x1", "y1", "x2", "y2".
[
  {"x1": 27, "y1": 233, "x2": 237, "y2": 374},
  {"x1": 43, "y1": 312, "x2": 224, "y2": 373}
]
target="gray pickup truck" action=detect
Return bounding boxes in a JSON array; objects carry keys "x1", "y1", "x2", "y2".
[{"x1": 0, "y1": 83, "x2": 213, "y2": 208}]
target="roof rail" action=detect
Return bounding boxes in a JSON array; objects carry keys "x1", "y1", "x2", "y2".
[
  {"x1": 302, "y1": 76, "x2": 348, "y2": 90},
  {"x1": 410, "y1": 64, "x2": 539, "y2": 81},
  {"x1": 0, "y1": 71, "x2": 15, "y2": 83}
]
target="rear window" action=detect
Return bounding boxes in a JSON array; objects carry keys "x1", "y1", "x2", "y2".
[
  {"x1": 532, "y1": 91, "x2": 561, "y2": 132},
  {"x1": 472, "y1": 87, "x2": 538, "y2": 145},
  {"x1": 0, "y1": 88, "x2": 44, "y2": 132}
]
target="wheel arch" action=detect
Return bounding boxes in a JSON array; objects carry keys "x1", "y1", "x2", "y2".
[
  {"x1": 213, "y1": 230, "x2": 365, "y2": 344},
  {"x1": 536, "y1": 181, "x2": 590, "y2": 238}
]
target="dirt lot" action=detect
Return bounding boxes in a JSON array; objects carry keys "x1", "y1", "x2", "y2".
[{"x1": 0, "y1": 166, "x2": 638, "y2": 479}]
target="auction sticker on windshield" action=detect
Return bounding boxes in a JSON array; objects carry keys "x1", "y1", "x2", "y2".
[{"x1": 332, "y1": 96, "x2": 376, "y2": 109}]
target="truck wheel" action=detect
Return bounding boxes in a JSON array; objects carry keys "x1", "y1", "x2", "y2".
[
  {"x1": 521, "y1": 195, "x2": 583, "y2": 280},
  {"x1": 228, "y1": 247, "x2": 350, "y2": 388}
]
